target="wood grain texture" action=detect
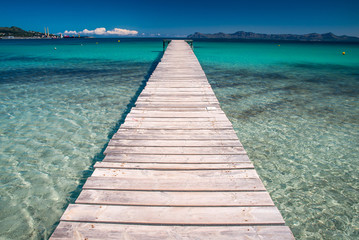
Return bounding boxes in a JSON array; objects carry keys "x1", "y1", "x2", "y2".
[
  {"x1": 104, "y1": 146, "x2": 246, "y2": 154},
  {"x1": 103, "y1": 154, "x2": 251, "y2": 163},
  {"x1": 108, "y1": 139, "x2": 242, "y2": 147},
  {"x1": 83, "y1": 177, "x2": 266, "y2": 191},
  {"x1": 91, "y1": 168, "x2": 259, "y2": 179},
  {"x1": 61, "y1": 204, "x2": 285, "y2": 225},
  {"x1": 51, "y1": 223, "x2": 295, "y2": 240},
  {"x1": 76, "y1": 190, "x2": 273, "y2": 206},
  {"x1": 94, "y1": 162, "x2": 254, "y2": 170}
]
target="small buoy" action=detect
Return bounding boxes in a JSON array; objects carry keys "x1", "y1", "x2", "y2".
[
  {"x1": 342, "y1": 52, "x2": 345, "y2": 55},
  {"x1": 118, "y1": 40, "x2": 121, "y2": 42},
  {"x1": 54, "y1": 47, "x2": 57, "y2": 50},
  {"x1": 278, "y1": 44, "x2": 280, "y2": 47},
  {"x1": 96, "y1": 42, "x2": 98, "y2": 44}
]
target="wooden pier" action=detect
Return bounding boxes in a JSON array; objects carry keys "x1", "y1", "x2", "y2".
[{"x1": 51, "y1": 40, "x2": 294, "y2": 239}]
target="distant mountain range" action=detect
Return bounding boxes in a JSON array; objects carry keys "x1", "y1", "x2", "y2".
[{"x1": 187, "y1": 31, "x2": 359, "y2": 42}]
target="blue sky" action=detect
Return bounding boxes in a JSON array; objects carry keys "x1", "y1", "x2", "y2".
[{"x1": 2, "y1": 0, "x2": 359, "y2": 37}]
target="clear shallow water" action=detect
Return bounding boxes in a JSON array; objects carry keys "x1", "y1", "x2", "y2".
[
  {"x1": 0, "y1": 39, "x2": 358, "y2": 240},
  {"x1": 194, "y1": 41, "x2": 359, "y2": 239},
  {"x1": 0, "y1": 38, "x2": 162, "y2": 239}
]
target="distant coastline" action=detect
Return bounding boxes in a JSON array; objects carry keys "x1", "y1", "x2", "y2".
[
  {"x1": 187, "y1": 31, "x2": 359, "y2": 42},
  {"x1": 0, "y1": 26, "x2": 87, "y2": 39},
  {"x1": 0, "y1": 26, "x2": 60, "y2": 39},
  {"x1": 2, "y1": 26, "x2": 359, "y2": 42}
]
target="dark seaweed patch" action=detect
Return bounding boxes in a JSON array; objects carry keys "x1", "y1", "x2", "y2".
[
  {"x1": 228, "y1": 99, "x2": 297, "y2": 119},
  {"x1": 0, "y1": 61, "x2": 151, "y2": 85},
  {"x1": 285, "y1": 62, "x2": 359, "y2": 72}
]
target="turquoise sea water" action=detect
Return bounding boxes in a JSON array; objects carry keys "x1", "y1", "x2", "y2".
[
  {"x1": 0, "y1": 39, "x2": 163, "y2": 239},
  {"x1": 0, "y1": 39, "x2": 358, "y2": 239},
  {"x1": 194, "y1": 41, "x2": 359, "y2": 239}
]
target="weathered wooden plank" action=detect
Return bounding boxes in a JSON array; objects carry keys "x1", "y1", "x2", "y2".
[
  {"x1": 134, "y1": 105, "x2": 221, "y2": 109},
  {"x1": 149, "y1": 79, "x2": 210, "y2": 82},
  {"x1": 51, "y1": 222, "x2": 295, "y2": 240},
  {"x1": 152, "y1": 64, "x2": 202, "y2": 67},
  {"x1": 153, "y1": 68, "x2": 203, "y2": 70},
  {"x1": 144, "y1": 79, "x2": 209, "y2": 82},
  {"x1": 135, "y1": 104, "x2": 219, "y2": 108},
  {"x1": 155, "y1": 64, "x2": 201, "y2": 66},
  {"x1": 60, "y1": 204, "x2": 285, "y2": 225},
  {"x1": 145, "y1": 84, "x2": 212, "y2": 88},
  {"x1": 143, "y1": 87, "x2": 210, "y2": 89},
  {"x1": 112, "y1": 133, "x2": 239, "y2": 140},
  {"x1": 121, "y1": 121, "x2": 232, "y2": 127},
  {"x1": 104, "y1": 146, "x2": 246, "y2": 155},
  {"x1": 135, "y1": 103, "x2": 221, "y2": 108},
  {"x1": 123, "y1": 119, "x2": 231, "y2": 125},
  {"x1": 139, "y1": 94, "x2": 218, "y2": 98},
  {"x1": 143, "y1": 90, "x2": 209, "y2": 93},
  {"x1": 127, "y1": 112, "x2": 227, "y2": 118},
  {"x1": 132, "y1": 107, "x2": 221, "y2": 112},
  {"x1": 120, "y1": 122, "x2": 233, "y2": 129},
  {"x1": 142, "y1": 88, "x2": 213, "y2": 92},
  {"x1": 142, "y1": 85, "x2": 210, "y2": 89},
  {"x1": 125, "y1": 117, "x2": 233, "y2": 123},
  {"x1": 152, "y1": 74, "x2": 206, "y2": 76},
  {"x1": 141, "y1": 92, "x2": 216, "y2": 96},
  {"x1": 152, "y1": 71, "x2": 205, "y2": 74},
  {"x1": 136, "y1": 99, "x2": 217, "y2": 102},
  {"x1": 136, "y1": 98, "x2": 218, "y2": 102},
  {"x1": 91, "y1": 168, "x2": 259, "y2": 179},
  {"x1": 153, "y1": 71, "x2": 204, "y2": 73},
  {"x1": 129, "y1": 109, "x2": 223, "y2": 113},
  {"x1": 123, "y1": 117, "x2": 230, "y2": 122},
  {"x1": 117, "y1": 128, "x2": 236, "y2": 136},
  {"x1": 83, "y1": 176, "x2": 264, "y2": 191},
  {"x1": 144, "y1": 85, "x2": 211, "y2": 88},
  {"x1": 151, "y1": 68, "x2": 203, "y2": 70},
  {"x1": 76, "y1": 190, "x2": 273, "y2": 206},
  {"x1": 149, "y1": 77, "x2": 207, "y2": 80},
  {"x1": 138, "y1": 94, "x2": 218, "y2": 98},
  {"x1": 103, "y1": 154, "x2": 251, "y2": 163},
  {"x1": 94, "y1": 162, "x2": 254, "y2": 170},
  {"x1": 150, "y1": 74, "x2": 206, "y2": 77},
  {"x1": 138, "y1": 97, "x2": 216, "y2": 101},
  {"x1": 108, "y1": 139, "x2": 241, "y2": 147},
  {"x1": 141, "y1": 93, "x2": 216, "y2": 97}
]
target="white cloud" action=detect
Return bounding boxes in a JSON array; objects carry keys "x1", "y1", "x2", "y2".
[
  {"x1": 82, "y1": 28, "x2": 107, "y2": 35},
  {"x1": 107, "y1": 28, "x2": 138, "y2": 35},
  {"x1": 63, "y1": 27, "x2": 138, "y2": 36},
  {"x1": 64, "y1": 30, "x2": 78, "y2": 35}
]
